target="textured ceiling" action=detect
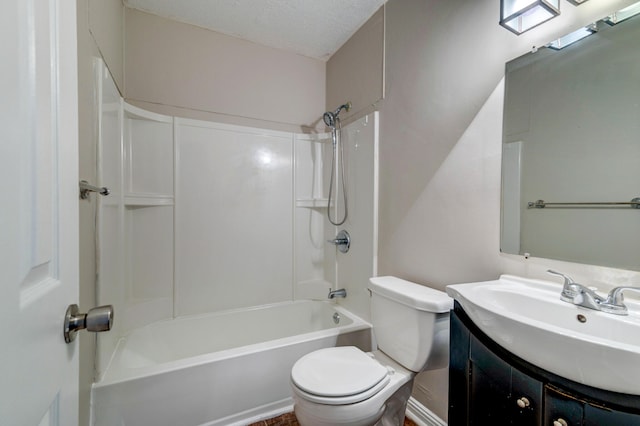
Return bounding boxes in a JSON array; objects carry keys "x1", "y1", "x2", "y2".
[{"x1": 124, "y1": 0, "x2": 386, "y2": 61}]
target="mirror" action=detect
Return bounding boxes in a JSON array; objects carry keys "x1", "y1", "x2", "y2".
[{"x1": 501, "y1": 4, "x2": 640, "y2": 271}]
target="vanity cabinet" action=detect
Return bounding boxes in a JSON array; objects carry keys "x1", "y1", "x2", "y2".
[
  {"x1": 450, "y1": 302, "x2": 640, "y2": 426},
  {"x1": 469, "y1": 332, "x2": 542, "y2": 425}
]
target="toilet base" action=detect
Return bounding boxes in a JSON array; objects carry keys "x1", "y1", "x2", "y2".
[
  {"x1": 375, "y1": 381, "x2": 412, "y2": 426},
  {"x1": 294, "y1": 380, "x2": 413, "y2": 426}
]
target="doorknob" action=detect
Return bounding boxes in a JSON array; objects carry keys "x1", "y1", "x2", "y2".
[{"x1": 64, "y1": 304, "x2": 114, "y2": 343}]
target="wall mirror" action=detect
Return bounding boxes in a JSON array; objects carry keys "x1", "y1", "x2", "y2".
[{"x1": 501, "y1": 3, "x2": 640, "y2": 271}]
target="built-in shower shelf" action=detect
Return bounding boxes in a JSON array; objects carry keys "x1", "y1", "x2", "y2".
[
  {"x1": 295, "y1": 198, "x2": 329, "y2": 208},
  {"x1": 124, "y1": 194, "x2": 174, "y2": 207}
]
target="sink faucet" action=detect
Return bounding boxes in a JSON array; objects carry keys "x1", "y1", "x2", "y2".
[
  {"x1": 328, "y1": 288, "x2": 347, "y2": 299},
  {"x1": 547, "y1": 270, "x2": 605, "y2": 311},
  {"x1": 600, "y1": 286, "x2": 640, "y2": 315},
  {"x1": 547, "y1": 270, "x2": 640, "y2": 316}
]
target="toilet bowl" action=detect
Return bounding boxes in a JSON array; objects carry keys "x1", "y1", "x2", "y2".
[
  {"x1": 291, "y1": 347, "x2": 414, "y2": 426},
  {"x1": 290, "y1": 276, "x2": 452, "y2": 426}
]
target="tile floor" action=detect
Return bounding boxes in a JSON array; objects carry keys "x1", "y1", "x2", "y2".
[{"x1": 248, "y1": 412, "x2": 418, "y2": 426}]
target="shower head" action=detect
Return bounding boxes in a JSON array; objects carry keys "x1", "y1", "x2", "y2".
[
  {"x1": 323, "y1": 101, "x2": 352, "y2": 129},
  {"x1": 323, "y1": 111, "x2": 336, "y2": 128}
]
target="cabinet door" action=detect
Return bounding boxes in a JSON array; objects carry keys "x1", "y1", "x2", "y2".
[
  {"x1": 469, "y1": 335, "x2": 542, "y2": 425},
  {"x1": 449, "y1": 310, "x2": 470, "y2": 426},
  {"x1": 584, "y1": 404, "x2": 640, "y2": 425},
  {"x1": 512, "y1": 368, "x2": 543, "y2": 424},
  {"x1": 469, "y1": 359, "x2": 512, "y2": 424},
  {"x1": 469, "y1": 336, "x2": 513, "y2": 424},
  {"x1": 544, "y1": 386, "x2": 584, "y2": 426}
]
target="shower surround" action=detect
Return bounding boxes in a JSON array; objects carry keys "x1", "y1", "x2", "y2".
[{"x1": 92, "y1": 64, "x2": 378, "y2": 424}]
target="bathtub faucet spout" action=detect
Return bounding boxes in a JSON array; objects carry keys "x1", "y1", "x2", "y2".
[{"x1": 328, "y1": 288, "x2": 347, "y2": 299}]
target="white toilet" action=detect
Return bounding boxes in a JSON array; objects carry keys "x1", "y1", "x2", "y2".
[{"x1": 290, "y1": 276, "x2": 453, "y2": 426}]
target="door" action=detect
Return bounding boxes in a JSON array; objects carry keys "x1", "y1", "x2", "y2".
[{"x1": 0, "y1": 0, "x2": 79, "y2": 425}]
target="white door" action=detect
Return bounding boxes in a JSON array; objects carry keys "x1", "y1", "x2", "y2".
[{"x1": 0, "y1": 0, "x2": 79, "y2": 425}]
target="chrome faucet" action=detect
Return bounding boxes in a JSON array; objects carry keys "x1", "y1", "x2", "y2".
[
  {"x1": 547, "y1": 270, "x2": 605, "y2": 311},
  {"x1": 600, "y1": 286, "x2": 640, "y2": 315},
  {"x1": 328, "y1": 288, "x2": 347, "y2": 299},
  {"x1": 547, "y1": 270, "x2": 640, "y2": 316}
]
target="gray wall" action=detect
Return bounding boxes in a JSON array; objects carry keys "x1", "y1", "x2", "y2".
[
  {"x1": 377, "y1": 0, "x2": 637, "y2": 285},
  {"x1": 328, "y1": 0, "x2": 640, "y2": 421},
  {"x1": 326, "y1": 7, "x2": 385, "y2": 118},
  {"x1": 124, "y1": 8, "x2": 326, "y2": 132}
]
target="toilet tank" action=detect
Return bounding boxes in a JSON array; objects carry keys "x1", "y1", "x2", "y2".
[{"x1": 368, "y1": 276, "x2": 453, "y2": 372}]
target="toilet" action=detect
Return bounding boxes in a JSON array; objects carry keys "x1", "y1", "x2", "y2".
[{"x1": 290, "y1": 276, "x2": 453, "y2": 426}]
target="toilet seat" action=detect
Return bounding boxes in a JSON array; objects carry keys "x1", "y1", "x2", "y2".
[
  {"x1": 291, "y1": 346, "x2": 391, "y2": 405},
  {"x1": 293, "y1": 375, "x2": 390, "y2": 405}
]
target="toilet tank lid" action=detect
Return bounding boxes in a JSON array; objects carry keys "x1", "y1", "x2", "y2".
[{"x1": 368, "y1": 276, "x2": 452, "y2": 313}]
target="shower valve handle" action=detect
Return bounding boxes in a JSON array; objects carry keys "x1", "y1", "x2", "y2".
[
  {"x1": 328, "y1": 237, "x2": 349, "y2": 244},
  {"x1": 327, "y1": 230, "x2": 351, "y2": 253}
]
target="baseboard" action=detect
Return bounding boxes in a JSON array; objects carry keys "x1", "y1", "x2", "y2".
[
  {"x1": 202, "y1": 395, "x2": 444, "y2": 426},
  {"x1": 406, "y1": 396, "x2": 447, "y2": 426},
  {"x1": 202, "y1": 398, "x2": 294, "y2": 426}
]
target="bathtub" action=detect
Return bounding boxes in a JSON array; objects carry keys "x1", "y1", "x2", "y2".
[{"x1": 91, "y1": 300, "x2": 371, "y2": 426}]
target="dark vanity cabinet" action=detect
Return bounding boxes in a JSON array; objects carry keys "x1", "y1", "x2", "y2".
[
  {"x1": 449, "y1": 305, "x2": 542, "y2": 425},
  {"x1": 449, "y1": 302, "x2": 640, "y2": 426}
]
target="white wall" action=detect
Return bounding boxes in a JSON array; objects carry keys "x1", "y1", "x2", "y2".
[
  {"x1": 95, "y1": 107, "x2": 377, "y2": 353},
  {"x1": 174, "y1": 120, "x2": 294, "y2": 316},
  {"x1": 294, "y1": 133, "x2": 337, "y2": 301},
  {"x1": 76, "y1": 1, "x2": 124, "y2": 424},
  {"x1": 334, "y1": 113, "x2": 379, "y2": 322},
  {"x1": 94, "y1": 68, "x2": 125, "y2": 380},
  {"x1": 171, "y1": 116, "x2": 378, "y2": 318}
]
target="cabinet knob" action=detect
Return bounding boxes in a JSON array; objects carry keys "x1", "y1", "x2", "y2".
[
  {"x1": 516, "y1": 397, "x2": 530, "y2": 408},
  {"x1": 553, "y1": 419, "x2": 568, "y2": 426}
]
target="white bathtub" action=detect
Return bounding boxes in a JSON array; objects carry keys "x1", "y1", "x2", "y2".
[{"x1": 92, "y1": 300, "x2": 371, "y2": 426}]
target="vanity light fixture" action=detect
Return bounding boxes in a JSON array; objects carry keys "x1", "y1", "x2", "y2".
[
  {"x1": 604, "y1": 1, "x2": 640, "y2": 25},
  {"x1": 547, "y1": 23, "x2": 597, "y2": 50},
  {"x1": 500, "y1": 0, "x2": 561, "y2": 35}
]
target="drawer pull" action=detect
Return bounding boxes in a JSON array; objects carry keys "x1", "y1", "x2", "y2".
[
  {"x1": 516, "y1": 397, "x2": 530, "y2": 408},
  {"x1": 553, "y1": 419, "x2": 568, "y2": 426}
]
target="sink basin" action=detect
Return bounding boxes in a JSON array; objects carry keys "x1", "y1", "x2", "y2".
[{"x1": 447, "y1": 275, "x2": 640, "y2": 395}]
